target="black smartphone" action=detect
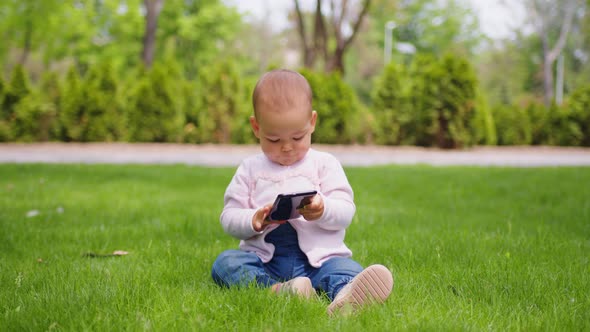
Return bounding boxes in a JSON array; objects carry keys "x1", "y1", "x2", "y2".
[{"x1": 266, "y1": 190, "x2": 318, "y2": 221}]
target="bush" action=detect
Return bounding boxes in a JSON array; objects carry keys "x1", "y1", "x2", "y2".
[
  {"x1": 568, "y1": 84, "x2": 590, "y2": 146},
  {"x1": 371, "y1": 62, "x2": 409, "y2": 145},
  {"x1": 192, "y1": 60, "x2": 250, "y2": 143},
  {"x1": 58, "y1": 63, "x2": 126, "y2": 142},
  {"x1": 433, "y1": 53, "x2": 478, "y2": 148},
  {"x1": 372, "y1": 53, "x2": 478, "y2": 148},
  {"x1": 59, "y1": 66, "x2": 85, "y2": 141},
  {"x1": 12, "y1": 93, "x2": 57, "y2": 142},
  {"x1": 127, "y1": 63, "x2": 184, "y2": 142},
  {"x1": 300, "y1": 69, "x2": 360, "y2": 144},
  {"x1": 2, "y1": 65, "x2": 31, "y2": 123},
  {"x1": 493, "y1": 104, "x2": 532, "y2": 145},
  {"x1": 472, "y1": 91, "x2": 497, "y2": 145}
]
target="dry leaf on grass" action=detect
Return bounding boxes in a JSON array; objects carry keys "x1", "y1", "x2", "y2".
[{"x1": 83, "y1": 250, "x2": 130, "y2": 258}]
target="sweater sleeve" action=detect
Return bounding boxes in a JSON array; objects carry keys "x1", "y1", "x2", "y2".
[
  {"x1": 219, "y1": 162, "x2": 261, "y2": 240},
  {"x1": 313, "y1": 154, "x2": 356, "y2": 231}
]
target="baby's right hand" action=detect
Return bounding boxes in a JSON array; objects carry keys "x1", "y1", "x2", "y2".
[{"x1": 252, "y1": 204, "x2": 286, "y2": 232}]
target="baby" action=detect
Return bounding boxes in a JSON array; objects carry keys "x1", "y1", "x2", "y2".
[{"x1": 211, "y1": 69, "x2": 393, "y2": 315}]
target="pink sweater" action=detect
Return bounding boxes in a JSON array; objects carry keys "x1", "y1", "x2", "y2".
[{"x1": 220, "y1": 148, "x2": 356, "y2": 267}]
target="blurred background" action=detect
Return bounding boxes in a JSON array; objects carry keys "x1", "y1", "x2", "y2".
[{"x1": 0, "y1": 0, "x2": 588, "y2": 148}]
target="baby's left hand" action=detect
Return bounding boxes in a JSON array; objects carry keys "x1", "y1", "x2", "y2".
[{"x1": 298, "y1": 194, "x2": 324, "y2": 221}]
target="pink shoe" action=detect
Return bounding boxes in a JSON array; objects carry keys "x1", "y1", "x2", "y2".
[
  {"x1": 273, "y1": 277, "x2": 315, "y2": 299},
  {"x1": 327, "y1": 264, "x2": 394, "y2": 315}
]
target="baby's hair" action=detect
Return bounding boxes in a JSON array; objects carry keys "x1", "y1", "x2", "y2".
[{"x1": 252, "y1": 69, "x2": 313, "y2": 118}]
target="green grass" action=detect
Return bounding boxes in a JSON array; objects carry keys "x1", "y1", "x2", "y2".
[{"x1": 1, "y1": 163, "x2": 589, "y2": 331}]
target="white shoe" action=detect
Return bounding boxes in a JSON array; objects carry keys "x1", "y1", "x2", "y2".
[
  {"x1": 273, "y1": 277, "x2": 315, "y2": 299},
  {"x1": 327, "y1": 264, "x2": 394, "y2": 315}
]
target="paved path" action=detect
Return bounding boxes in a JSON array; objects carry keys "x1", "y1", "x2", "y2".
[{"x1": 1, "y1": 143, "x2": 590, "y2": 167}]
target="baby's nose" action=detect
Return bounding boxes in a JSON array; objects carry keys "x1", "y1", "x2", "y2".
[{"x1": 281, "y1": 143, "x2": 293, "y2": 152}]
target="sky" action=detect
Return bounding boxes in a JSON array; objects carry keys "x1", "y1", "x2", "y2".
[{"x1": 224, "y1": 0, "x2": 526, "y2": 39}]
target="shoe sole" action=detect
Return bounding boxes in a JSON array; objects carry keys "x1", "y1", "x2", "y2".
[
  {"x1": 327, "y1": 264, "x2": 394, "y2": 315},
  {"x1": 293, "y1": 277, "x2": 315, "y2": 299}
]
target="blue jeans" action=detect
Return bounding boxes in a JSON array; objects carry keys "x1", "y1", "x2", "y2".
[{"x1": 211, "y1": 222, "x2": 363, "y2": 301}]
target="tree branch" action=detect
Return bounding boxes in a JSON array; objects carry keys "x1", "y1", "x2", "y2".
[
  {"x1": 341, "y1": 0, "x2": 371, "y2": 52},
  {"x1": 294, "y1": 0, "x2": 312, "y2": 66},
  {"x1": 547, "y1": 1, "x2": 577, "y2": 63}
]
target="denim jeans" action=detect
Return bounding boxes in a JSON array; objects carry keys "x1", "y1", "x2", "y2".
[{"x1": 211, "y1": 222, "x2": 363, "y2": 301}]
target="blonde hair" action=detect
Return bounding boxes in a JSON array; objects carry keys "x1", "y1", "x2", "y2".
[{"x1": 252, "y1": 69, "x2": 312, "y2": 118}]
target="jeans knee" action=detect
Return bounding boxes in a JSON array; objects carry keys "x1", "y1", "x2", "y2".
[{"x1": 211, "y1": 250, "x2": 262, "y2": 287}]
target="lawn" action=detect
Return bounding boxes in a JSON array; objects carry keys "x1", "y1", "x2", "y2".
[{"x1": 1, "y1": 163, "x2": 589, "y2": 331}]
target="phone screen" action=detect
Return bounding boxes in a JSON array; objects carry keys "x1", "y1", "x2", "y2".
[{"x1": 267, "y1": 190, "x2": 317, "y2": 221}]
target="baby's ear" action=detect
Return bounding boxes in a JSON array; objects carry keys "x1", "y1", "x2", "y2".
[
  {"x1": 250, "y1": 116, "x2": 261, "y2": 138},
  {"x1": 310, "y1": 110, "x2": 318, "y2": 129}
]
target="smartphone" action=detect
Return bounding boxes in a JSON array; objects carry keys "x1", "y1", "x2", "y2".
[{"x1": 266, "y1": 190, "x2": 318, "y2": 221}]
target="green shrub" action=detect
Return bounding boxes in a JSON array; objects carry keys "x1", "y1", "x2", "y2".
[
  {"x1": 527, "y1": 100, "x2": 551, "y2": 145},
  {"x1": 472, "y1": 91, "x2": 497, "y2": 145},
  {"x1": 301, "y1": 69, "x2": 360, "y2": 144},
  {"x1": 371, "y1": 62, "x2": 408, "y2": 145},
  {"x1": 59, "y1": 66, "x2": 85, "y2": 141},
  {"x1": 433, "y1": 53, "x2": 478, "y2": 148},
  {"x1": 58, "y1": 63, "x2": 126, "y2": 142},
  {"x1": 127, "y1": 63, "x2": 184, "y2": 142},
  {"x1": 2, "y1": 65, "x2": 31, "y2": 123},
  {"x1": 192, "y1": 60, "x2": 250, "y2": 143},
  {"x1": 11, "y1": 93, "x2": 57, "y2": 142},
  {"x1": 81, "y1": 62, "x2": 126, "y2": 141},
  {"x1": 493, "y1": 104, "x2": 532, "y2": 145},
  {"x1": 567, "y1": 84, "x2": 590, "y2": 146},
  {"x1": 0, "y1": 76, "x2": 9, "y2": 141},
  {"x1": 373, "y1": 53, "x2": 478, "y2": 148},
  {"x1": 544, "y1": 103, "x2": 583, "y2": 146}
]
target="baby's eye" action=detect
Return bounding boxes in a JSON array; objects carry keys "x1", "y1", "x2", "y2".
[
  {"x1": 293, "y1": 136, "x2": 304, "y2": 141},
  {"x1": 267, "y1": 138, "x2": 280, "y2": 143}
]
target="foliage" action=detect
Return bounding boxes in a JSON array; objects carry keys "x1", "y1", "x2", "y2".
[
  {"x1": 373, "y1": 53, "x2": 478, "y2": 148},
  {"x1": 433, "y1": 53, "x2": 478, "y2": 148},
  {"x1": 127, "y1": 62, "x2": 184, "y2": 143},
  {"x1": 301, "y1": 69, "x2": 360, "y2": 144},
  {"x1": 493, "y1": 104, "x2": 533, "y2": 145},
  {"x1": 371, "y1": 62, "x2": 409, "y2": 145},
  {"x1": 1, "y1": 65, "x2": 31, "y2": 121},
  {"x1": 157, "y1": 0, "x2": 243, "y2": 79},
  {"x1": 58, "y1": 66, "x2": 84, "y2": 141},
  {"x1": 191, "y1": 60, "x2": 251, "y2": 144},
  {"x1": 471, "y1": 90, "x2": 497, "y2": 145},
  {"x1": 567, "y1": 84, "x2": 590, "y2": 146},
  {"x1": 11, "y1": 93, "x2": 57, "y2": 142},
  {"x1": 58, "y1": 62, "x2": 125, "y2": 142}
]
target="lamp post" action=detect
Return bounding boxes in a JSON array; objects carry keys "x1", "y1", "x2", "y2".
[{"x1": 384, "y1": 20, "x2": 396, "y2": 66}]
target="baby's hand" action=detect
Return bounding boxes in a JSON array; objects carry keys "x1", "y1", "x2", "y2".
[
  {"x1": 252, "y1": 204, "x2": 286, "y2": 232},
  {"x1": 298, "y1": 194, "x2": 324, "y2": 221}
]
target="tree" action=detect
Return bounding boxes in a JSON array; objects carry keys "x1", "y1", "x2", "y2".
[
  {"x1": 142, "y1": 0, "x2": 164, "y2": 68},
  {"x1": 293, "y1": 0, "x2": 372, "y2": 73},
  {"x1": 519, "y1": 0, "x2": 582, "y2": 106}
]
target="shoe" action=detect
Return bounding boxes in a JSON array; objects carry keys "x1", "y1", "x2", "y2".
[
  {"x1": 273, "y1": 277, "x2": 315, "y2": 299},
  {"x1": 327, "y1": 264, "x2": 394, "y2": 315}
]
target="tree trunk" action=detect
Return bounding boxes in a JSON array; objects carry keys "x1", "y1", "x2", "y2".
[
  {"x1": 142, "y1": 0, "x2": 164, "y2": 68},
  {"x1": 293, "y1": 0, "x2": 371, "y2": 73},
  {"x1": 294, "y1": 0, "x2": 314, "y2": 67},
  {"x1": 327, "y1": 0, "x2": 371, "y2": 73},
  {"x1": 529, "y1": 0, "x2": 577, "y2": 106}
]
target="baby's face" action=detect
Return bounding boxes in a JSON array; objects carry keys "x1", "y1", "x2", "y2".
[{"x1": 251, "y1": 106, "x2": 317, "y2": 166}]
